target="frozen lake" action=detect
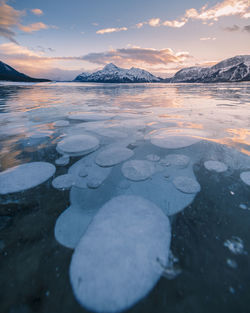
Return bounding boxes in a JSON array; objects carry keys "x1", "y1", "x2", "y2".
[{"x1": 0, "y1": 81, "x2": 250, "y2": 313}]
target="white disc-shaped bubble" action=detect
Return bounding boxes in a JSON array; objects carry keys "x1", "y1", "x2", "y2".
[
  {"x1": 173, "y1": 176, "x2": 201, "y2": 194},
  {"x1": 240, "y1": 171, "x2": 250, "y2": 186},
  {"x1": 96, "y1": 147, "x2": 134, "y2": 167},
  {"x1": 0, "y1": 162, "x2": 55, "y2": 195},
  {"x1": 55, "y1": 155, "x2": 70, "y2": 166},
  {"x1": 151, "y1": 134, "x2": 201, "y2": 149},
  {"x1": 70, "y1": 195, "x2": 171, "y2": 313},
  {"x1": 55, "y1": 206, "x2": 95, "y2": 249},
  {"x1": 204, "y1": 160, "x2": 228, "y2": 173},
  {"x1": 52, "y1": 174, "x2": 74, "y2": 190},
  {"x1": 56, "y1": 134, "x2": 99, "y2": 156},
  {"x1": 122, "y1": 160, "x2": 155, "y2": 181}
]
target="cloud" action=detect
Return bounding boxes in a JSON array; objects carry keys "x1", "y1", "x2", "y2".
[
  {"x1": 31, "y1": 8, "x2": 43, "y2": 15},
  {"x1": 148, "y1": 18, "x2": 161, "y2": 27},
  {"x1": 18, "y1": 22, "x2": 48, "y2": 32},
  {"x1": 200, "y1": 37, "x2": 216, "y2": 40},
  {"x1": 223, "y1": 24, "x2": 240, "y2": 31},
  {"x1": 243, "y1": 24, "x2": 250, "y2": 32},
  {"x1": 96, "y1": 27, "x2": 127, "y2": 34},
  {"x1": 139, "y1": 0, "x2": 250, "y2": 29},
  {"x1": 0, "y1": 0, "x2": 23, "y2": 42},
  {"x1": 0, "y1": 1, "x2": 51, "y2": 42},
  {"x1": 81, "y1": 47, "x2": 191, "y2": 67}
]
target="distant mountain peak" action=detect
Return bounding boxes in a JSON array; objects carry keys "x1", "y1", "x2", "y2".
[
  {"x1": 103, "y1": 63, "x2": 119, "y2": 71},
  {"x1": 74, "y1": 63, "x2": 161, "y2": 83},
  {"x1": 168, "y1": 55, "x2": 250, "y2": 83}
]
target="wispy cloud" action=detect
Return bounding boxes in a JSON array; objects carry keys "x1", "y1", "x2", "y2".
[
  {"x1": 31, "y1": 8, "x2": 43, "y2": 16},
  {"x1": 148, "y1": 18, "x2": 161, "y2": 27},
  {"x1": 243, "y1": 24, "x2": 250, "y2": 32},
  {"x1": 0, "y1": 1, "x2": 53, "y2": 42},
  {"x1": 81, "y1": 47, "x2": 191, "y2": 67},
  {"x1": 200, "y1": 37, "x2": 216, "y2": 41},
  {"x1": 19, "y1": 22, "x2": 49, "y2": 33},
  {"x1": 223, "y1": 24, "x2": 241, "y2": 31},
  {"x1": 223, "y1": 23, "x2": 250, "y2": 33},
  {"x1": 96, "y1": 27, "x2": 127, "y2": 34},
  {"x1": 138, "y1": 0, "x2": 250, "y2": 29}
]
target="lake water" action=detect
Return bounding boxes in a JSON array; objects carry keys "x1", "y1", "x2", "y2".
[{"x1": 0, "y1": 82, "x2": 250, "y2": 313}]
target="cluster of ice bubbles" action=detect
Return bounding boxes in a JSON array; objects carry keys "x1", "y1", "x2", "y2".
[{"x1": 1, "y1": 111, "x2": 250, "y2": 313}]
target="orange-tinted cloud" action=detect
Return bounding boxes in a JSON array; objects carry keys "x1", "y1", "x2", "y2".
[
  {"x1": 19, "y1": 22, "x2": 48, "y2": 32},
  {"x1": 31, "y1": 8, "x2": 43, "y2": 15},
  {"x1": 96, "y1": 27, "x2": 127, "y2": 34}
]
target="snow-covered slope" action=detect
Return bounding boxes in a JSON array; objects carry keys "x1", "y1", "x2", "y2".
[
  {"x1": 74, "y1": 63, "x2": 162, "y2": 83},
  {"x1": 0, "y1": 61, "x2": 50, "y2": 82},
  {"x1": 169, "y1": 55, "x2": 250, "y2": 83}
]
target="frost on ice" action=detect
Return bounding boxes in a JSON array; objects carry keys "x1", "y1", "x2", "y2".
[
  {"x1": 70, "y1": 195, "x2": 171, "y2": 313},
  {"x1": 0, "y1": 162, "x2": 56, "y2": 194},
  {"x1": 204, "y1": 160, "x2": 228, "y2": 173},
  {"x1": 56, "y1": 134, "x2": 99, "y2": 156},
  {"x1": 121, "y1": 160, "x2": 156, "y2": 181},
  {"x1": 95, "y1": 147, "x2": 134, "y2": 167}
]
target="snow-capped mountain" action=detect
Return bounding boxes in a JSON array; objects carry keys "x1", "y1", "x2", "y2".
[
  {"x1": 0, "y1": 61, "x2": 50, "y2": 82},
  {"x1": 168, "y1": 55, "x2": 250, "y2": 83},
  {"x1": 74, "y1": 63, "x2": 162, "y2": 83}
]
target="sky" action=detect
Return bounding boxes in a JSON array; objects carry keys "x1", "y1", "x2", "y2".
[{"x1": 0, "y1": 0, "x2": 249, "y2": 80}]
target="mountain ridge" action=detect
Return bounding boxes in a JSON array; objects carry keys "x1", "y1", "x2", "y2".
[
  {"x1": 74, "y1": 63, "x2": 162, "y2": 83},
  {"x1": 0, "y1": 61, "x2": 51, "y2": 82}
]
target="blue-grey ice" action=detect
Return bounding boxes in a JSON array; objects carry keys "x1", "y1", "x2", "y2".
[
  {"x1": 204, "y1": 160, "x2": 228, "y2": 173},
  {"x1": 0, "y1": 162, "x2": 55, "y2": 194},
  {"x1": 95, "y1": 147, "x2": 134, "y2": 167},
  {"x1": 162, "y1": 154, "x2": 190, "y2": 169},
  {"x1": 53, "y1": 120, "x2": 70, "y2": 127},
  {"x1": 70, "y1": 195, "x2": 171, "y2": 313},
  {"x1": 56, "y1": 134, "x2": 99, "y2": 156}
]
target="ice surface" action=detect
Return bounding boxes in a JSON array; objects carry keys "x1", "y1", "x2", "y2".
[
  {"x1": 204, "y1": 160, "x2": 228, "y2": 173},
  {"x1": 0, "y1": 162, "x2": 55, "y2": 194},
  {"x1": 146, "y1": 154, "x2": 160, "y2": 162},
  {"x1": 240, "y1": 171, "x2": 250, "y2": 186},
  {"x1": 55, "y1": 205, "x2": 95, "y2": 249},
  {"x1": 57, "y1": 134, "x2": 99, "y2": 156},
  {"x1": 162, "y1": 154, "x2": 190, "y2": 169},
  {"x1": 53, "y1": 120, "x2": 70, "y2": 127},
  {"x1": 52, "y1": 174, "x2": 74, "y2": 190},
  {"x1": 95, "y1": 147, "x2": 134, "y2": 167},
  {"x1": 173, "y1": 176, "x2": 201, "y2": 194},
  {"x1": 68, "y1": 112, "x2": 114, "y2": 121},
  {"x1": 121, "y1": 160, "x2": 156, "y2": 181},
  {"x1": 70, "y1": 195, "x2": 171, "y2": 313}
]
